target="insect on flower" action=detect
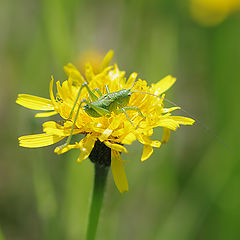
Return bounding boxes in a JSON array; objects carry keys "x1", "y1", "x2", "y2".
[
  {"x1": 57, "y1": 79, "x2": 147, "y2": 150},
  {"x1": 16, "y1": 50, "x2": 195, "y2": 193}
]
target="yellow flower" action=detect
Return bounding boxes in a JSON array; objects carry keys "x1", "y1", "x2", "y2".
[
  {"x1": 16, "y1": 50, "x2": 194, "y2": 193},
  {"x1": 190, "y1": 0, "x2": 240, "y2": 26}
]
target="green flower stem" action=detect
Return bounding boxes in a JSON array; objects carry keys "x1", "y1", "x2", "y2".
[{"x1": 86, "y1": 164, "x2": 109, "y2": 240}]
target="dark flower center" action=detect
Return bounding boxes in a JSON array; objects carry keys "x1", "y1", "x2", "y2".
[{"x1": 89, "y1": 140, "x2": 111, "y2": 167}]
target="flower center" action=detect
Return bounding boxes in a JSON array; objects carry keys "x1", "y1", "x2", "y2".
[{"x1": 89, "y1": 140, "x2": 111, "y2": 167}]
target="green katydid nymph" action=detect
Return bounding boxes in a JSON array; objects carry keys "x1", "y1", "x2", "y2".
[
  {"x1": 57, "y1": 80, "x2": 147, "y2": 150},
  {"x1": 57, "y1": 79, "x2": 231, "y2": 153}
]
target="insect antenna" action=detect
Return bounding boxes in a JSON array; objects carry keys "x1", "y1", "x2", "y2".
[
  {"x1": 132, "y1": 91, "x2": 232, "y2": 152},
  {"x1": 130, "y1": 80, "x2": 136, "y2": 89}
]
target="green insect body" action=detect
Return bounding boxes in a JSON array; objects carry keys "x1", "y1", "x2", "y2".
[{"x1": 83, "y1": 89, "x2": 132, "y2": 118}]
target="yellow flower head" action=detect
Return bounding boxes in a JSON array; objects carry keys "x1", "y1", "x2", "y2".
[
  {"x1": 16, "y1": 50, "x2": 194, "y2": 193},
  {"x1": 190, "y1": 0, "x2": 240, "y2": 26}
]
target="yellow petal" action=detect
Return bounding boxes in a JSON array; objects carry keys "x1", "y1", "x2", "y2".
[
  {"x1": 42, "y1": 121, "x2": 59, "y2": 128},
  {"x1": 152, "y1": 75, "x2": 176, "y2": 95},
  {"x1": 16, "y1": 94, "x2": 54, "y2": 111},
  {"x1": 42, "y1": 121, "x2": 81, "y2": 137},
  {"x1": 111, "y1": 150, "x2": 129, "y2": 193},
  {"x1": 141, "y1": 145, "x2": 153, "y2": 161},
  {"x1": 85, "y1": 63, "x2": 95, "y2": 82},
  {"x1": 99, "y1": 129, "x2": 112, "y2": 142},
  {"x1": 64, "y1": 63, "x2": 85, "y2": 82},
  {"x1": 126, "y1": 72, "x2": 138, "y2": 89},
  {"x1": 64, "y1": 63, "x2": 77, "y2": 77},
  {"x1": 49, "y1": 76, "x2": 57, "y2": 108},
  {"x1": 99, "y1": 117, "x2": 121, "y2": 141},
  {"x1": 69, "y1": 72, "x2": 85, "y2": 87},
  {"x1": 77, "y1": 135, "x2": 96, "y2": 162},
  {"x1": 137, "y1": 134, "x2": 161, "y2": 148},
  {"x1": 104, "y1": 141, "x2": 128, "y2": 153},
  {"x1": 101, "y1": 49, "x2": 114, "y2": 70},
  {"x1": 56, "y1": 80, "x2": 71, "y2": 101},
  {"x1": 18, "y1": 133, "x2": 64, "y2": 148},
  {"x1": 35, "y1": 111, "x2": 58, "y2": 117},
  {"x1": 162, "y1": 107, "x2": 180, "y2": 113},
  {"x1": 108, "y1": 65, "x2": 126, "y2": 90},
  {"x1": 171, "y1": 116, "x2": 195, "y2": 125},
  {"x1": 55, "y1": 81, "x2": 62, "y2": 99},
  {"x1": 121, "y1": 132, "x2": 136, "y2": 145},
  {"x1": 161, "y1": 128, "x2": 171, "y2": 144},
  {"x1": 54, "y1": 143, "x2": 80, "y2": 154},
  {"x1": 42, "y1": 121, "x2": 66, "y2": 136},
  {"x1": 156, "y1": 118, "x2": 179, "y2": 130}
]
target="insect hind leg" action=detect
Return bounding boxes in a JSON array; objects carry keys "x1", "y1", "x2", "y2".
[
  {"x1": 116, "y1": 107, "x2": 146, "y2": 126},
  {"x1": 55, "y1": 100, "x2": 85, "y2": 151},
  {"x1": 92, "y1": 88, "x2": 103, "y2": 97},
  {"x1": 105, "y1": 85, "x2": 110, "y2": 93},
  {"x1": 67, "y1": 83, "x2": 100, "y2": 121},
  {"x1": 121, "y1": 107, "x2": 146, "y2": 119},
  {"x1": 121, "y1": 108, "x2": 134, "y2": 126}
]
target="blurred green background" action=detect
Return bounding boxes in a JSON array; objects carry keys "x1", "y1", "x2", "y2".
[{"x1": 0, "y1": 0, "x2": 240, "y2": 239}]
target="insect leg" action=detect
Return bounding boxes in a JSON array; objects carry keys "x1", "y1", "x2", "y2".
[
  {"x1": 68, "y1": 83, "x2": 99, "y2": 120},
  {"x1": 115, "y1": 107, "x2": 146, "y2": 119},
  {"x1": 105, "y1": 85, "x2": 110, "y2": 93},
  {"x1": 82, "y1": 83, "x2": 99, "y2": 102},
  {"x1": 56, "y1": 99, "x2": 85, "y2": 150},
  {"x1": 120, "y1": 108, "x2": 134, "y2": 126},
  {"x1": 115, "y1": 107, "x2": 145, "y2": 126},
  {"x1": 92, "y1": 88, "x2": 103, "y2": 97},
  {"x1": 122, "y1": 107, "x2": 146, "y2": 119}
]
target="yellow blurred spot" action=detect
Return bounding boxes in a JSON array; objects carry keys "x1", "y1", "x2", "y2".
[{"x1": 190, "y1": 0, "x2": 240, "y2": 26}]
